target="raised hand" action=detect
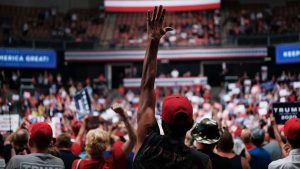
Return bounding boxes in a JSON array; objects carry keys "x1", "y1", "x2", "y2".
[
  {"x1": 147, "y1": 5, "x2": 173, "y2": 40},
  {"x1": 20, "y1": 118, "x2": 30, "y2": 130},
  {"x1": 111, "y1": 103, "x2": 128, "y2": 119}
]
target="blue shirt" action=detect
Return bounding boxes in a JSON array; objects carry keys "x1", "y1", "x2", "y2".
[{"x1": 249, "y1": 147, "x2": 272, "y2": 169}]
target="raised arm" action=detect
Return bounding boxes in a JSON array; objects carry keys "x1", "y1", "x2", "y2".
[
  {"x1": 136, "y1": 5, "x2": 172, "y2": 150},
  {"x1": 112, "y1": 103, "x2": 137, "y2": 156},
  {"x1": 75, "y1": 116, "x2": 88, "y2": 144},
  {"x1": 270, "y1": 115, "x2": 289, "y2": 157}
]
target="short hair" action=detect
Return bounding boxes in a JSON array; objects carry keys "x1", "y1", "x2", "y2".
[
  {"x1": 13, "y1": 129, "x2": 29, "y2": 151},
  {"x1": 251, "y1": 137, "x2": 264, "y2": 147},
  {"x1": 163, "y1": 112, "x2": 193, "y2": 137},
  {"x1": 241, "y1": 129, "x2": 251, "y2": 144},
  {"x1": 217, "y1": 130, "x2": 234, "y2": 153},
  {"x1": 85, "y1": 128, "x2": 109, "y2": 159},
  {"x1": 288, "y1": 139, "x2": 300, "y2": 149},
  {"x1": 57, "y1": 133, "x2": 72, "y2": 149},
  {"x1": 267, "y1": 126, "x2": 275, "y2": 139}
]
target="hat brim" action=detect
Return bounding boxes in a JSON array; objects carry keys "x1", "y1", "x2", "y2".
[{"x1": 193, "y1": 130, "x2": 222, "y2": 144}]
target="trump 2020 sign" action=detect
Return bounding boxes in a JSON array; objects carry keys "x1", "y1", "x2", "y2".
[{"x1": 272, "y1": 102, "x2": 300, "y2": 124}]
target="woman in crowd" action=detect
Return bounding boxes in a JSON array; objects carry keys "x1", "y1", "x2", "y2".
[
  {"x1": 72, "y1": 103, "x2": 136, "y2": 169},
  {"x1": 216, "y1": 129, "x2": 250, "y2": 169},
  {"x1": 72, "y1": 128, "x2": 111, "y2": 169}
]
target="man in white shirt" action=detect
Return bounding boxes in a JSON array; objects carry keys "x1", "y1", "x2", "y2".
[{"x1": 268, "y1": 118, "x2": 300, "y2": 169}]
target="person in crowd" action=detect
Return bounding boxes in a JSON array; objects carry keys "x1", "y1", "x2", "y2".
[
  {"x1": 57, "y1": 133, "x2": 79, "y2": 169},
  {"x1": 192, "y1": 118, "x2": 230, "y2": 169},
  {"x1": 133, "y1": 5, "x2": 211, "y2": 169},
  {"x1": 72, "y1": 128, "x2": 111, "y2": 169},
  {"x1": 3, "y1": 121, "x2": 30, "y2": 163},
  {"x1": 249, "y1": 127, "x2": 272, "y2": 169},
  {"x1": 241, "y1": 129, "x2": 253, "y2": 151},
  {"x1": 6, "y1": 122, "x2": 65, "y2": 169},
  {"x1": 72, "y1": 103, "x2": 136, "y2": 169},
  {"x1": 263, "y1": 126, "x2": 282, "y2": 161},
  {"x1": 0, "y1": 134, "x2": 5, "y2": 169},
  {"x1": 108, "y1": 103, "x2": 136, "y2": 169},
  {"x1": 216, "y1": 129, "x2": 250, "y2": 169},
  {"x1": 268, "y1": 118, "x2": 300, "y2": 169}
]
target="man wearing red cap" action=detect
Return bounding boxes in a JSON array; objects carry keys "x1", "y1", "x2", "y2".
[
  {"x1": 268, "y1": 118, "x2": 300, "y2": 169},
  {"x1": 133, "y1": 5, "x2": 211, "y2": 169},
  {"x1": 6, "y1": 122, "x2": 65, "y2": 169}
]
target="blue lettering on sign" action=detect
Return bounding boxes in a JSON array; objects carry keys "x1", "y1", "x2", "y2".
[
  {"x1": 276, "y1": 43, "x2": 300, "y2": 64},
  {"x1": 0, "y1": 48, "x2": 56, "y2": 68}
]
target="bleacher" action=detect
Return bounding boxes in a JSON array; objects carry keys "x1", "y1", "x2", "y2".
[{"x1": 0, "y1": 2, "x2": 299, "y2": 50}]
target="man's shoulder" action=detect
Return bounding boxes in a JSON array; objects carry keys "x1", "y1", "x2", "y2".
[
  {"x1": 135, "y1": 132, "x2": 210, "y2": 168},
  {"x1": 9, "y1": 154, "x2": 31, "y2": 161},
  {"x1": 264, "y1": 141, "x2": 278, "y2": 149},
  {"x1": 14, "y1": 153, "x2": 64, "y2": 165},
  {"x1": 249, "y1": 147, "x2": 269, "y2": 154},
  {"x1": 263, "y1": 143, "x2": 271, "y2": 149},
  {"x1": 186, "y1": 148, "x2": 210, "y2": 161},
  {"x1": 268, "y1": 158, "x2": 290, "y2": 169}
]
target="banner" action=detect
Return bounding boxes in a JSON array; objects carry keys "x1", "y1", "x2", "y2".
[
  {"x1": 0, "y1": 48, "x2": 56, "y2": 68},
  {"x1": 0, "y1": 114, "x2": 20, "y2": 132},
  {"x1": 104, "y1": 0, "x2": 220, "y2": 12},
  {"x1": 124, "y1": 77, "x2": 207, "y2": 88},
  {"x1": 272, "y1": 102, "x2": 300, "y2": 124},
  {"x1": 74, "y1": 88, "x2": 92, "y2": 120},
  {"x1": 276, "y1": 43, "x2": 300, "y2": 64},
  {"x1": 65, "y1": 47, "x2": 267, "y2": 62}
]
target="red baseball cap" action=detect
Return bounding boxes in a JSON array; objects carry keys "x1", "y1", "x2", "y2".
[
  {"x1": 115, "y1": 131, "x2": 125, "y2": 137},
  {"x1": 284, "y1": 118, "x2": 300, "y2": 141},
  {"x1": 161, "y1": 95, "x2": 193, "y2": 125},
  {"x1": 71, "y1": 142, "x2": 82, "y2": 156},
  {"x1": 28, "y1": 122, "x2": 53, "y2": 147}
]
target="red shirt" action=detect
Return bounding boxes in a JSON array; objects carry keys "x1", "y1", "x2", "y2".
[
  {"x1": 72, "y1": 143, "x2": 127, "y2": 169},
  {"x1": 72, "y1": 156, "x2": 114, "y2": 169},
  {"x1": 72, "y1": 158, "x2": 107, "y2": 169},
  {"x1": 112, "y1": 141, "x2": 128, "y2": 169}
]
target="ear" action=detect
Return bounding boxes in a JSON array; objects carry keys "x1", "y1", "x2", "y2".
[
  {"x1": 161, "y1": 121, "x2": 170, "y2": 135},
  {"x1": 186, "y1": 121, "x2": 194, "y2": 131},
  {"x1": 28, "y1": 138, "x2": 33, "y2": 148}
]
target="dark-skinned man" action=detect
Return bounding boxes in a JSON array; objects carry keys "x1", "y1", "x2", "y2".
[{"x1": 133, "y1": 5, "x2": 211, "y2": 169}]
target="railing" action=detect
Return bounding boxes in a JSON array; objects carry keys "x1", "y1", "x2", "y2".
[
  {"x1": 1, "y1": 40, "x2": 98, "y2": 50},
  {"x1": 235, "y1": 33, "x2": 299, "y2": 46},
  {"x1": 1, "y1": 33, "x2": 299, "y2": 50}
]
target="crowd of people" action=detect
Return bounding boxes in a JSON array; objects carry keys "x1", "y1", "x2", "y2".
[
  {"x1": 0, "y1": 5, "x2": 105, "y2": 44},
  {"x1": 225, "y1": 2, "x2": 300, "y2": 43},
  {"x1": 2, "y1": 2, "x2": 300, "y2": 48},
  {"x1": 110, "y1": 9, "x2": 221, "y2": 48},
  {"x1": 0, "y1": 5, "x2": 300, "y2": 169}
]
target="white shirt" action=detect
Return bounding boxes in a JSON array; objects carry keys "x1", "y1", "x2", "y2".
[{"x1": 268, "y1": 149, "x2": 300, "y2": 169}]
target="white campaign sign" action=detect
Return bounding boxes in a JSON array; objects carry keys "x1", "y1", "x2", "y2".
[{"x1": 0, "y1": 114, "x2": 20, "y2": 132}]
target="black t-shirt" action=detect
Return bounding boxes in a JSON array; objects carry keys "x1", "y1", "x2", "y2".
[
  {"x1": 59, "y1": 150, "x2": 79, "y2": 169},
  {"x1": 198, "y1": 149, "x2": 231, "y2": 169},
  {"x1": 133, "y1": 132, "x2": 210, "y2": 169},
  {"x1": 3, "y1": 144, "x2": 12, "y2": 163},
  {"x1": 3, "y1": 144, "x2": 30, "y2": 163},
  {"x1": 228, "y1": 155, "x2": 242, "y2": 169}
]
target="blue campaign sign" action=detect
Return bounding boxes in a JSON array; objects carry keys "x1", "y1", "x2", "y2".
[
  {"x1": 272, "y1": 102, "x2": 300, "y2": 124},
  {"x1": 276, "y1": 43, "x2": 300, "y2": 64},
  {"x1": 74, "y1": 88, "x2": 92, "y2": 120},
  {"x1": 0, "y1": 48, "x2": 56, "y2": 68}
]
